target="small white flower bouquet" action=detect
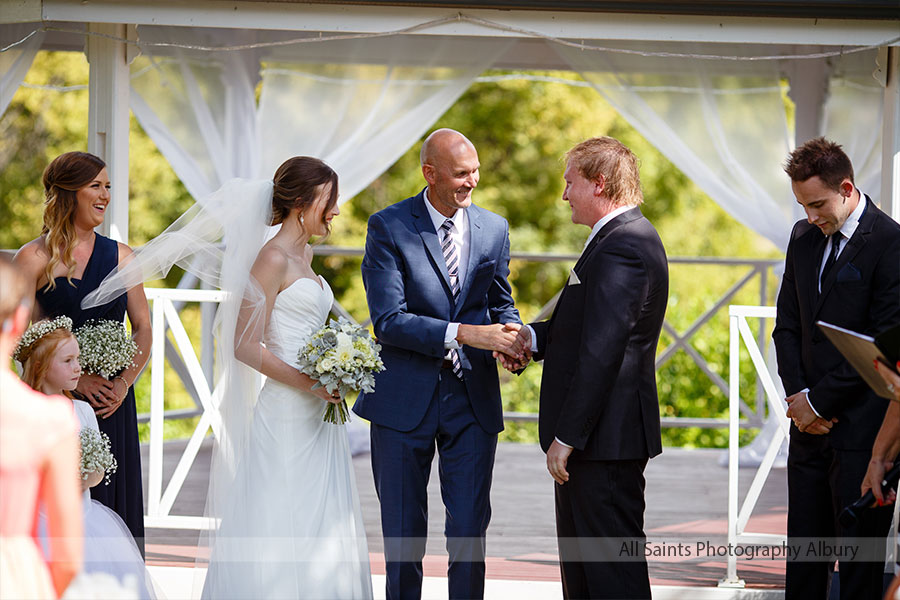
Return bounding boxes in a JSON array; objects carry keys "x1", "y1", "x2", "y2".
[
  {"x1": 74, "y1": 319, "x2": 139, "y2": 379},
  {"x1": 79, "y1": 427, "x2": 117, "y2": 485},
  {"x1": 296, "y1": 317, "x2": 385, "y2": 424}
]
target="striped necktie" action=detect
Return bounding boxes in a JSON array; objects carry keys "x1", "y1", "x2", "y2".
[{"x1": 440, "y1": 219, "x2": 463, "y2": 378}]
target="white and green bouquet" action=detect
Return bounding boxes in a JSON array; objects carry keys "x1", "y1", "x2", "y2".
[
  {"x1": 74, "y1": 319, "x2": 139, "y2": 379},
  {"x1": 296, "y1": 317, "x2": 385, "y2": 424},
  {"x1": 79, "y1": 427, "x2": 117, "y2": 485}
]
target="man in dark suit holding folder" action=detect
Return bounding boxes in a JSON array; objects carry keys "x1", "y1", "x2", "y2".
[{"x1": 773, "y1": 137, "x2": 900, "y2": 599}]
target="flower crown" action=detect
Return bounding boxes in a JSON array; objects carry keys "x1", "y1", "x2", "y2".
[{"x1": 12, "y1": 316, "x2": 73, "y2": 363}]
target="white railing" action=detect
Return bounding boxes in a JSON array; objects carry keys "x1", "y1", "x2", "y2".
[
  {"x1": 144, "y1": 287, "x2": 225, "y2": 530},
  {"x1": 722, "y1": 305, "x2": 899, "y2": 587},
  {"x1": 721, "y1": 305, "x2": 787, "y2": 587}
]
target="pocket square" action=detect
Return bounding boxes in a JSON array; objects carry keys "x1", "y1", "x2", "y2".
[
  {"x1": 836, "y1": 263, "x2": 862, "y2": 283},
  {"x1": 567, "y1": 269, "x2": 581, "y2": 286}
]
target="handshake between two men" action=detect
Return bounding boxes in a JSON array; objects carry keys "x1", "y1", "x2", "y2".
[{"x1": 454, "y1": 322, "x2": 533, "y2": 372}]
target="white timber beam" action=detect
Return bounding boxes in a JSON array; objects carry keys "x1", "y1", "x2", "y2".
[
  {"x1": 40, "y1": 0, "x2": 900, "y2": 46},
  {"x1": 85, "y1": 22, "x2": 131, "y2": 243},
  {"x1": 878, "y1": 46, "x2": 900, "y2": 222}
]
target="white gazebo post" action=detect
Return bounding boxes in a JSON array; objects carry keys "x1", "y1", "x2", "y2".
[
  {"x1": 879, "y1": 46, "x2": 900, "y2": 222},
  {"x1": 784, "y1": 55, "x2": 830, "y2": 223},
  {"x1": 86, "y1": 22, "x2": 132, "y2": 243}
]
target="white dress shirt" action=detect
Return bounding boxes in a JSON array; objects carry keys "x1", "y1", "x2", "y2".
[{"x1": 423, "y1": 188, "x2": 470, "y2": 349}]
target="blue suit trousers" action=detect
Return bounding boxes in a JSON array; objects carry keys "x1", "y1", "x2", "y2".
[{"x1": 370, "y1": 369, "x2": 497, "y2": 600}]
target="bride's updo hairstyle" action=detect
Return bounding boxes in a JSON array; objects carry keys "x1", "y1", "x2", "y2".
[
  {"x1": 41, "y1": 151, "x2": 107, "y2": 291},
  {"x1": 271, "y1": 156, "x2": 339, "y2": 239}
]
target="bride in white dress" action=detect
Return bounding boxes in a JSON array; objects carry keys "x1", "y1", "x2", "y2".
[
  {"x1": 200, "y1": 158, "x2": 371, "y2": 600},
  {"x1": 82, "y1": 157, "x2": 372, "y2": 600}
]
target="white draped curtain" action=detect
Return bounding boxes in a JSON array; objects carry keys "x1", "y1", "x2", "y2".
[
  {"x1": 0, "y1": 26, "x2": 45, "y2": 116},
  {"x1": 129, "y1": 27, "x2": 511, "y2": 204},
  {"x1": 554, "y1": 42, "x2": 885, "y2": 252},
  {"x1": 555, "y1": 42, "x2": 797, "y2": 251},
  {"x1": 822, "y1": 50, "x2": 884, "y2": 204},
  {"x1": 1, "y1": 24, "x2": 885, "y2": 241}
]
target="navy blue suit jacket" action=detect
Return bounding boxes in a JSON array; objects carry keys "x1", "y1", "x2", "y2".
[{"x1": 354, "y1": 189, "x2": 520, "y2": 433}]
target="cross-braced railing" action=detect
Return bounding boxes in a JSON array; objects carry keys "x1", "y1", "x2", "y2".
[
  {"x1": 721, "y1": 305, "x2": 898, "y2": 587},
  {"x1": 721, "y1": 305, "x2": 788, "y2": 587},
  {"x1": 144, "y1": 287, "x2": 224, "y2": 529},
  {"x1": 143, "y1": 249, "x2": 779, "y2": 428}
]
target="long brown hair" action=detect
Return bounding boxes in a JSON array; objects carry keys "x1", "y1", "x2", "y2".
[
  {"x1": 41, "y1": 152, "x2": 107, "y2": 290},
  {"x1": 271, "y1": 157, "x2": 339, "y2": 239},
  {"x1": 19, "y1": 326, "x2": 77, "y2": 392}
]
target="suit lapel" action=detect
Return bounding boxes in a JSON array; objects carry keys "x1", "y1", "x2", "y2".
[
  {"x1": 552, "y1": 207, "x2": 642, "y2": 321},
  {"x1": 412, "y1": 191, "x2": 452, "y2": 291},
  {"x1": 455, "y1": 205, "x2": 483, "y2": 315},
  {"x1": 813, "y1": 197, "x2": 872, "y2": 317}
]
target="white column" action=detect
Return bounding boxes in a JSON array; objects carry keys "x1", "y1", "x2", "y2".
[
  {"x1": 880, "y1": 46, "x2": 900, "y2": 222},
  {"x1": 785, "y1": 55, "x2": 830, "y2": 222},
  {"x1": 86, "y1": 22, "x2": 130, "y2": 243}
]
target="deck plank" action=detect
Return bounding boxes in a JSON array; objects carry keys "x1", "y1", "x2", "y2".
[{"x1": 141, "y1": 439, "x2": 787, "y2": 588}]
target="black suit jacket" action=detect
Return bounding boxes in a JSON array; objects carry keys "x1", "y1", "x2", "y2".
[
  {"x1": 531, "y1": 207, "x2": 669, "y2": 460},
  {"x1": 773, "y1": 197, "x2": 900, "y2": 450}
]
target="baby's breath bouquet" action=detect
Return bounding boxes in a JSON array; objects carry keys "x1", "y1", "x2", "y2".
[
  {"x1": 296, "y1": 317, "x2": 384, "y2": 424},
  {"x1": 79, "y1": 427, "x2": 117, "y2": 485},
  {"x1": 74, "y1": 319, "x2": 139, "y2": 379}
]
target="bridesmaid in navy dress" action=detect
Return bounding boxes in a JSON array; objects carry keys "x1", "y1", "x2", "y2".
[{"x1": 14, "y1": 152, "x2": 152, "y2": 556}]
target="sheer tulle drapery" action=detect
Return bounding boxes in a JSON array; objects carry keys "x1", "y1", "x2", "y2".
[
  {"x1": 0, "y1": 25, "x2": 45, "y2": 115},
  {"x1": 555, "y1": 42, "x2": 886, "y2": 252},
  {"x1": 129, "y1": 26, "x2": 510, "y2": 203},
  {"x1": 555, "y1": 41, "x2": 796, "y2": 250}
]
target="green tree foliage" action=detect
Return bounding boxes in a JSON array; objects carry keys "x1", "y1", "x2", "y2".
[{"x1": 1, "y1": 54, "x2": 783, "y2": 447}]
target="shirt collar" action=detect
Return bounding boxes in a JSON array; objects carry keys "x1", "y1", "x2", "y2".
[
  {"x1": 837, "y1": 188, "x2": 865, "y2": 241},
  {"x1": 424, "y1": 187, "x2": 466, "y2": 233},
  {"x1": 585, "y1": 205, "x2": 633, "y2": 248}
]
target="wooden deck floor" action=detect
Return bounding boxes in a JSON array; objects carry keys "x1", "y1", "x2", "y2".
[{"x1": 141, "y1": 439, "x2": 787, "y2": 590}]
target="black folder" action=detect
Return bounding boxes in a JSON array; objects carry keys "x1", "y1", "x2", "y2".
[{"x1": 817, "y1": 321, "x2": 900, "y2": 400}]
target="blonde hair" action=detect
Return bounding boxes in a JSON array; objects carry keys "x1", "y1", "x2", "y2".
[
  {"x1": 19, "y1": 326, "x2": 77, "y2": 392},
  {"x1": 41, "y1": 152, "x2": 106, "y2": 291},
  {"x1": 566, "y1": 137, "x2": 643, "y2": 207}
]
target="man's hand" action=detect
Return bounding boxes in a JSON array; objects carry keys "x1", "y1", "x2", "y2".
[
  {"x1": 861, "y1": 457, "x2": 897, "y2": 506},
  {"x1": 547, "y1": 439, "x2": 572, "y2": 485},
  {"x1": 785, "y1": 391, "x2": 836, "y2": 435},
  {"x1": 493, "y1": 323, "x2": 532, "y2": 371},
  {"x1": 458, "y1": 322, "x2": 527, "y2": 359}
]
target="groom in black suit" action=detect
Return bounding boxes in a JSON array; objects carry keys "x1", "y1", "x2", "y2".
[
  {"x1": 773, "y1": 137, "x2": 900, "y2": 599},
  {"x1": 508, "y1": 137, "x2": 668, "y2": 599}
]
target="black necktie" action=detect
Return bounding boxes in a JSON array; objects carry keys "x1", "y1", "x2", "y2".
[{"x1": 820, "y1": 233, "x2": 844, "y2": 284}]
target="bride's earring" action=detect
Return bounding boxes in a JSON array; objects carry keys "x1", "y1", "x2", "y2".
[{"x1": 300, "y1": 214, "x2": 305, "y2": 226}]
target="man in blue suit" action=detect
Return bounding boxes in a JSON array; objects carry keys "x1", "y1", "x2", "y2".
[{"x1": 355, "y1": 128, "x2": 527, "y2": 600}]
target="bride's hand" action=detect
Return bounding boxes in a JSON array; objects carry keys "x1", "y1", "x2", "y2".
[{"x1": 309, "y1": 384, "x2": 342, "y2": 405}]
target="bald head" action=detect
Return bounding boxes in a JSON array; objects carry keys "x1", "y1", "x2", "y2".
[
  {"x1": 419, "y1": 129, "x2": 480, "y2": 217},
  {"x1": 420, "y1": 129, "x2": 475, "y2": 167}
]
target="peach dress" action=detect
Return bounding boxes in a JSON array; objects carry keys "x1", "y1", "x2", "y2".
[{"x1": 0, "y1": 371, "x2": 79, "y2": 600}]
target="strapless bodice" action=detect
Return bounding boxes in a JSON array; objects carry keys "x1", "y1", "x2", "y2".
[{"x1": 265, "y1": 276, "x2": 334, "y2": 365}]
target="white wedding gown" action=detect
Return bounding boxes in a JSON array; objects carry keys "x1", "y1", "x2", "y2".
[{"x1": 201, "y1": 276, "x2": 373, "y2": 600}]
